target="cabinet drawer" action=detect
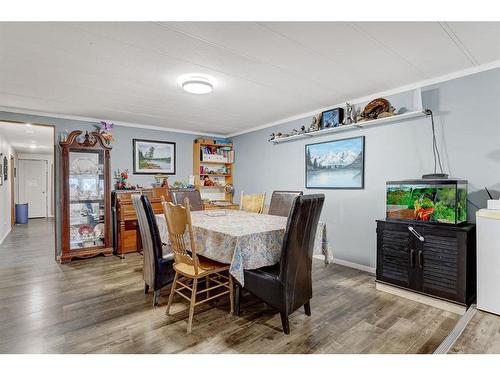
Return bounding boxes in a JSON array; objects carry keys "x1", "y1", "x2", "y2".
[
  {"x1": 378, "y1": 227, "x2": 411, "y2": 288},
  {"x1": 421, "y1": 232, "x2": 462, "y2": 302}
]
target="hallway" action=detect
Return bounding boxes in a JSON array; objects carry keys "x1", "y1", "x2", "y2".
[{"x1": 0, "y1": 219, "x2": 55, "y2": 267}]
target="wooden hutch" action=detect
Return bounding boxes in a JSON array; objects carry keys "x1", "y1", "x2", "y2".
[
  {"x1": 112, "y1": 186, "x2": 170, "y2": 257},
  {"x1": 59, "y1": 130, "x2": 113, "y2": 263},
  {"x1": 193, "y1": 138, "x2": 238, "y2": 209}
]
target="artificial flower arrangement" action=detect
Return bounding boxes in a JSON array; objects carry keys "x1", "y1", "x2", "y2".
[
  {"x1": 95, "y1": 121, "x2": 115, "y2": 144},
  {"x1": 113, "y1": 169, "x2": 134, "y2": 190}
]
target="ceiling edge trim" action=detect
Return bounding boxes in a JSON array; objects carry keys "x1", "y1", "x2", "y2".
[
  {"x1": 227, "y1": 59, "x2": 500, "y2": 138},
  {"x1": 0, "y1": 106, "x2": 226, "y2": 138}
]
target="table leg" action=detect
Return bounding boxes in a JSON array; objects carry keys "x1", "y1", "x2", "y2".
[{"x1": 234, "y1": 283, "x2": 241, "y2": 316}]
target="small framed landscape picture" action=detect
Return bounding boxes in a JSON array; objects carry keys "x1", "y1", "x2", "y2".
[
  {"x1": 320, "y1": 108, "x2": 344, "y2": 129},
  {"x1": 133, "y1": 139, "x2": 176, "y2": 175},
  {"x1": 305, "y1": 136, "x2": 365, "y2": 189}
]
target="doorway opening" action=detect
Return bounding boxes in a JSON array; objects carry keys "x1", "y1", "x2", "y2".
[{"x1": 0, "y1": 120, "x2": 56, "y2": 258}]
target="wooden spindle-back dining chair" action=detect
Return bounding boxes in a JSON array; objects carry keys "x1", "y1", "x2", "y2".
[
  {"x1": 239, "y1": 191, "x2": 266, "y2": 214},
  {"x1": 162, "y1": 197, "x2": 234, "y2": 333}
]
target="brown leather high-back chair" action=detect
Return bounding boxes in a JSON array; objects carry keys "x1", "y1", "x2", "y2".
[
  {"x1": 278, "y1": 194, "x2": 324, "y2": 316},
  {"x1": 235, "y1": 194, "x2": 325, "y2": 334},
  {"x1": 171, "y1": 190, "x2": 204, "y2": 211},
  {"x1": 268, "y1": 190, "x2": 303, "y2": 217},
  {"x1": 132, "y1": 195, "x2": 175, "y2": 306}
]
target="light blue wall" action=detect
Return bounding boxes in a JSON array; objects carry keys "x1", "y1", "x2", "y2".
[
  {"x1": 233, "y1": 68, "x2": 500, "y2": 269},
  {"x1": 0, "y1": 111, "x2": 206, "y2": 255}
]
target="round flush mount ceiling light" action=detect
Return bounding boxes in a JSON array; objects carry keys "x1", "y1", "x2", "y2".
[{"x1": 177, "y1": 73, "x2": 215, "y2": 95}]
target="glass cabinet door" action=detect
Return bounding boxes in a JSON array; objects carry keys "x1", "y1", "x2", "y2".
[{"x1": 68, "y1": 149, "x2": 105, "y2": 250}]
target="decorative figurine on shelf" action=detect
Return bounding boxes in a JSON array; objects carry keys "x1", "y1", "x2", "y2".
[
  {"x1": 309, "y1": 114, "x2": 321, "y2": 132},
  {"x1": 202, "y1": 175, "x2": 215, "y2": 186},
  {"x1": 299, "y1": 125, "x2": 306, "y2": 134},
  {"x1": 95, "y1": 121, "x2": 115, "y2": 144},
  {"x1": 345, "y1": 102, "x2": 356, "y2": 125},
  {"x1": 153, "y1": 174, "x2": 169, "y2": 187},
  {"x1": 357, "y1": 98, "x2": 397, "y2": 122},
  {"x1": 113, "y1": 168, "x2": 132, "y2": 190},
  {"x1": 268, "y1": 132, "x2": 285, "y2": 142},
  {"x1": 172, "y1": 180, "x2": 194, "y2": 189}
]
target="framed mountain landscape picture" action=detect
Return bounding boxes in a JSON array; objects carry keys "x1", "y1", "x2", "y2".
[
  {"x1": 305, "y1": 136, "x2": 364, "y2": 189},
  {"x1": 133, "y1": 139, "x2": 176, "y2": 175}
]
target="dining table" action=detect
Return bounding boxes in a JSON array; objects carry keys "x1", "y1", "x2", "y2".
[{"x1": 155, "y1": 209, "x2": 330, "y2": 286}]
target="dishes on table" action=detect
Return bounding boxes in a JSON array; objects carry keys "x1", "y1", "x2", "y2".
[{"x1": 205, "y1": 210, "x2": 227, "y2": 217}]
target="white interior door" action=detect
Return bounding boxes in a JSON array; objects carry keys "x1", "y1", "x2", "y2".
[{"x1": 19, "y1": 159, "x2": 47, "y2": 218}]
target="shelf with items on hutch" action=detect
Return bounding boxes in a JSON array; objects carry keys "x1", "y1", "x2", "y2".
[
  {"x1": 59, "y1": 130, "x2": 113, "y2": 263},
  {"x1": 193, "y1": 138, "x2": 239, "y2": 210}
]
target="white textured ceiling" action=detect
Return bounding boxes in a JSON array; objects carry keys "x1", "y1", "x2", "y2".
[
  {"x1": 0, "y1": 121, "x2": 54, "y2": 154},
  {"x1": 0, "y1": 22, "x2": 499, "y2": 135}
]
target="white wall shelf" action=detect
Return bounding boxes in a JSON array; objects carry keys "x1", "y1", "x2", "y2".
[{"x1": 271, "y1": 109, "x2": 429, "y2": 144}]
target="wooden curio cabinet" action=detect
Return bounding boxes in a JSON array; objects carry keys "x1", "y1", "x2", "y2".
[{"x1": 59, "y1": 131, "x2": 113, "y2": 263}]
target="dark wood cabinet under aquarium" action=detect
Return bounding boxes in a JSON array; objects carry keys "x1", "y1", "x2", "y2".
[
  {"x1": 376, "y1": 220, "x2": 476, "y2": 306},
  {"x1": 60, "y1": 131, "x2": 113, "y2": 263}
]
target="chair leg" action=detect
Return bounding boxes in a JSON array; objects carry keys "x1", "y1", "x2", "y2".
[
  {"x1": 144, "y1": 283, "x2": 149, "y2": 294},
  {"x1": 166, "y1": 272, "x2": 179, "y2": 316},
  {"x1": 206, "y1": 276, "x2": 210, "y2": 300},
  {"x1": 228, "y1": 275, "x2": 234, "y2": 315},
  {"x1": 234, "y1": 283, "x2": 241, "y2": 316},
  {"x1": 187, "y1": 278, "x2": 198, "y2": 333},
  {"x1": 153, "y1": 289, "x2": 161, "y2": 307},
  {"x1": 280, "y1": 312, "x2": 290, "y2": 334},
  {"x1": 304, "y1": 301, "x2": 311, "y2": 316}
]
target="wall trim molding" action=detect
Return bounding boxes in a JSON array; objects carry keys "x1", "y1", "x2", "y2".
[
  {"x1": 332, "y1": 257, "x2": 376, "y2": 274},
  {"x1": 313, "y1": 255, "x2": 376, "y2": 274},
  {"x1": 0, "y1": 106, "x2": 225, "y2": 138},
  {"x1": 0, "y1": 227, "x2": 11, "y2": 246},
  {"x1": 227, "y1": 59, "x2": 500, "y2": 137}
]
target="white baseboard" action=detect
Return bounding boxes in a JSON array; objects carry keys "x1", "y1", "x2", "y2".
[
  {"x1": 0, "y1": 228, "x2": 11, "y2": 245},
  {"x1": 314, "y1": 255, "x2": 376, "y2": 274}
]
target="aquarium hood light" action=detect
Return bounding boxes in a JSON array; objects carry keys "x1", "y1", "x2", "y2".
[{"x1": 422, "y1": 173, "x2": 449, "y2": 179}]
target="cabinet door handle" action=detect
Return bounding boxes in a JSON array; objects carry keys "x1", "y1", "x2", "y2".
[
  {"x1": 418, "y1": 250, "x2": 424, "y2": 269},
  {"x1": 410, "y1": 248, "x2": 416, "y2": 269},
  {"x1": 408, "y1": 226, "x2": 425, "y2": 242}
]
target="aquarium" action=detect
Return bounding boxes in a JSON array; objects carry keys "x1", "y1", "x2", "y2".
[{"x1": 386, "y1": 179, "x2": 467, "y2": 225}]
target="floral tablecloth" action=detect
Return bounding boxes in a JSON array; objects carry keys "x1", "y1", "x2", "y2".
[{"x1": 155, "y1": 210, "x2": 330, "y2": 285}]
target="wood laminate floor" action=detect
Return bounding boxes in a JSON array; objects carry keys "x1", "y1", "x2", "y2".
[
  {"x1": 450, "y1": 309, "x2": 500, "y2": 353},
  {"x1": 0, "y1": 218, "x2": 488, "y2": 354}
]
